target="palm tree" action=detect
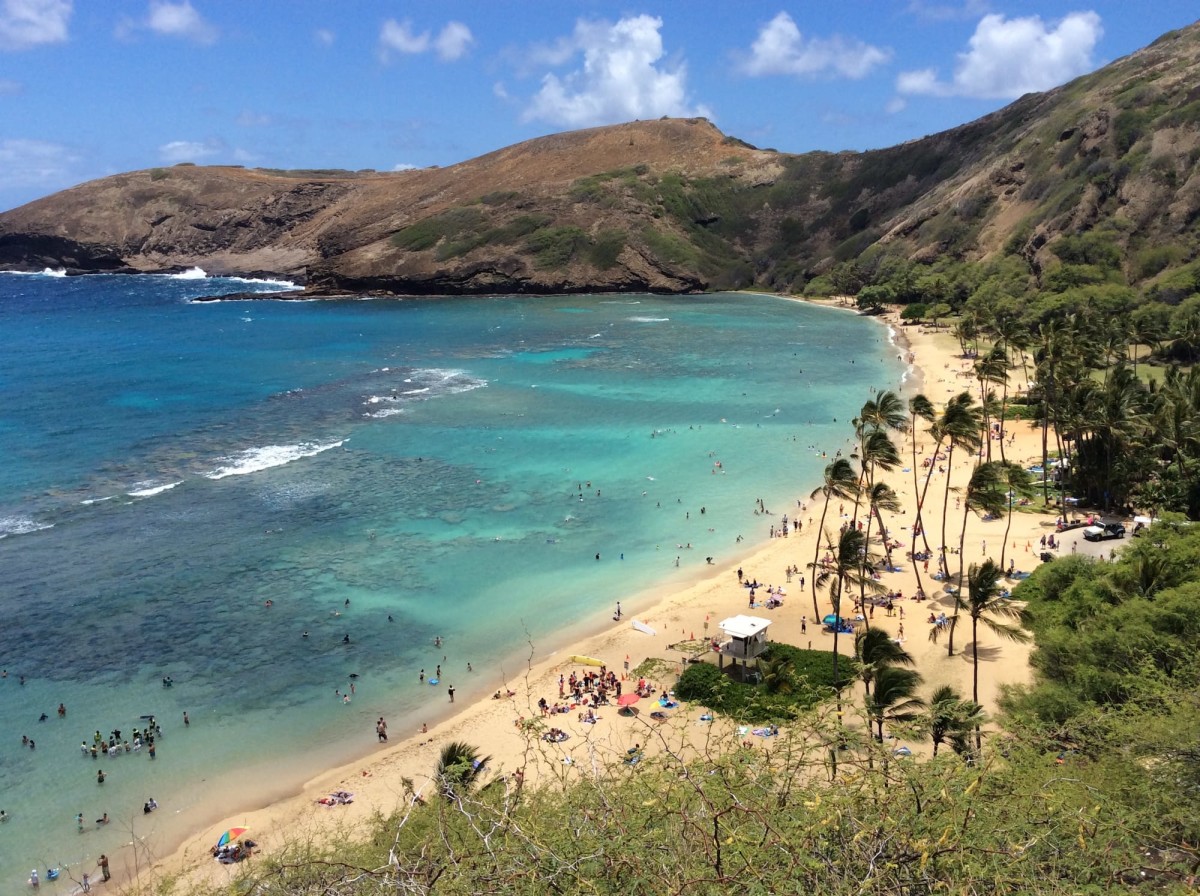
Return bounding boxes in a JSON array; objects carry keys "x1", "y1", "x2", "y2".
[
  {"x1": 808, "y1": 458, "x2": 859, "y2": 620},
  {"x1": 946, "y1": 462, "x2": 1010, "y2": 656},
  {"x1": 996, "y1": 461, "x2": 1035, "y2": 572},
  {"x1": 865, "y1": 665, "x2": 926, "y2": 743},
  {"x1": 927, "y1": 684, "x2": 986, "y2": 757},
  {"x1": 811, "y1": 527, "x2": 883, "y2": 720},
  {"x1": 437, "y1": 741, "x2": 493, "y2": 799},
  {"x1": 758, "y1": 652, "x2": 794, "y2": 695},
  {"x1": 937, "y1": 394, "x2": 983, "y2": 583},
  {"x1": 852, "y1": 392, "x2": 906, "y2": 524},
  {"x1": 853, "y1": 627, "x2": 914, "y2": 700},
  {"x1": 974, "y1": 347, "x2": 1007, "y2": 461},
  {"x1": 962, "y1": 560, "x2": 1029, "y2": 705}
]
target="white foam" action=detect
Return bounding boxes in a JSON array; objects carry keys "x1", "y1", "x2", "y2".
[
  {"x1": 168, "y1": 267, "x2": 208, "y2": 280},
  {"x1": 226, "y1": 276, "x2": 301, "y2": 290},
  {"x1": 628, "y1": 316, "x2": 669, "y2": 323},
  {"x1": 128, "y1": 480, "x2": 184, "y2": 498},
  {"x1": 0, "y1": 267, "x2": 66, "y2": 277},
  {"x1": 80, "y1": 496, "x2": 115, "y2": 505},
  {"x1": 0, "y1": 516, "x2": 54, "y2": 538},
  {"x1": 203, "y1": 440, "x2": 345, "y2": 480},
  {"x1": 366, "y1": 408, "x2": 404, "y2": 419}
]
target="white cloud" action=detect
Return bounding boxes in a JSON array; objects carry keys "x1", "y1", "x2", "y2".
[
  {"x1": 392, "y1": 162, "x2": 418, "y2": 171},
  {"x1": 434, "y1": 21, "x2": 473, "y2": 61},
  {"x1": 159, "y1": 138, "x2": 222, "y2": 163},
  {"x1": 0, "y1": 137, "x2": 79, "y2": 187},
  {"x1": 144, "y1": 0, "x2": 216, "y2": 44},
  {"x1": 737, "y1": 12, "x2": 891, "y2": 80},
  {"x1": 0, "y1": 0, "x2": 71, "y2": 51},
  {"x1": 897, "y1": 11, "x2": 1103, "y2": 99},
  {"x1": 0, "y1": 77, "x2": 22, "y2": 93},
  {"x1": 379, "y1": 18, "x2": 472, "y2": 62},
  {"x1": 314, "y1": 27, "x2": 334, "y2": 47},
  {"x1": 380, "y1": 19, "x2": 428, "y2": 56},
  {"x1": 522, "y1": 15, "x2": 711, "y2": 128}
]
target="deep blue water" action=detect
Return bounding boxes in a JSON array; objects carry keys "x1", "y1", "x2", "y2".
[{"x1": 0, "y1": 271, "x2": 904, "y2": 886}]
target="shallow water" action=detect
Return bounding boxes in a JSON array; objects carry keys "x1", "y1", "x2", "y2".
[{"x1": 0, "y1": 274, "x2": 904, "y2": 885}]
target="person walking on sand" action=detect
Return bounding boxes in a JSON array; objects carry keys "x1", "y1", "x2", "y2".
[{"x1": 98, "y1": 855, "x2": 110, "y2": 882}]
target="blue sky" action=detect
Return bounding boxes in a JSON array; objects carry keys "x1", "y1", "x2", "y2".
[{"x1": 0, "y1": 1, "x2": 1196, "y2": 211}]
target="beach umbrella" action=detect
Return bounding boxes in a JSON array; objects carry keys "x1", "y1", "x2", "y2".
[
  {"x1": 822, "y1": 614, "x2": 841, "y2": 626},
  {"x1": 617, "y1": 692, "x2": 641, "y2": 707},
  {"x1": 216, "y1": 827, "x2": 249, "y2": 848}
]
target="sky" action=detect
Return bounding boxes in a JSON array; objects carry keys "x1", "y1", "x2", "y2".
[{"x1": 0, "y1": 1, "x2": 1197, "y2": 211}]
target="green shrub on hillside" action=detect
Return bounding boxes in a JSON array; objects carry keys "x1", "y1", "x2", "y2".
[
  {"x1": 526, "y1": 226, "x2": 588, "y2": 269},
  {"x1": 586, "y1": 229, "x2": 626, "y2": 269}
]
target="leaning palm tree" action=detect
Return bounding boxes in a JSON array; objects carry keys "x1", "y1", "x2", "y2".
[
  {"x1": 810, "y1": 527, "x2": 883, "y2": 721},
  {"x1": 437, "y1": 740, "x2": 493, "y2": 800},
  {"x1": 927, "y1": 684, "x2": 986, "y2": 757},
  {"x1": 907, "y1": 393, "x2": 936, "y2": 568},
  {"x1": 865, "y1": 665, "x2": 925, "y2": 743},
  {"x1": 866, "y1": 480, "x2": 903, "y2": 569},
  {"x1": 808, "y1": 457, "x2": 859, "y2": 620},
  {"x1": 853, "y1": 627, "x2": 914, "y2": 700}
]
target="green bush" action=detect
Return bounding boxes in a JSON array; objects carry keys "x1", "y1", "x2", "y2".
[
  {"x1": 675, "y1": 661, "x2": 723, "y2": 703},
  {"x1": 587, "y1": 229, "x2": 626, "y2": 269},
  {"x1": 526, "y1": 226, "x2": 588, "y2": 269}
]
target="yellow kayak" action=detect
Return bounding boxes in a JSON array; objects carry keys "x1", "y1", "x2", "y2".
[{"x1": 570, "y1": 655, "x2": 605, "y2": 667}]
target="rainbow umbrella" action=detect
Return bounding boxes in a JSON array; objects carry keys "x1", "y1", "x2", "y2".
[{"x1": 216, "y1": 827, "x2": 249, "y2": 848}]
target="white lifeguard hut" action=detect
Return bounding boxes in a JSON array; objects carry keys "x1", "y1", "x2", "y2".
[{"x1": 715, "y1": 614, "x2": 772, "y2": 680}]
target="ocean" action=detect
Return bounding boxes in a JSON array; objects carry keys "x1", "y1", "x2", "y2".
[{"x1": 0, "y1": 270, "x2": 904, "y2": 887}]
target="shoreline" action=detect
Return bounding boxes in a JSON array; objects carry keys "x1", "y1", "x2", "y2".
[{"x1": 117, "y1": 297, "x2": 1050, "y2": 894}]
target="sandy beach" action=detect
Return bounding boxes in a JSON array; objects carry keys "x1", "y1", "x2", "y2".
[{"x1": 117, "y1": 302, "x2": 1072, "y2": 894}]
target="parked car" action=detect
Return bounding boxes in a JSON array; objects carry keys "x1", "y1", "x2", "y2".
[{"x1": 1083, "y1": 522, "x2": 1126, "y2": 542}]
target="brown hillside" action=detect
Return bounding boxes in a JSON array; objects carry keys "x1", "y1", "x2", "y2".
[{"x1": 2, "y1": 21, "x2": 1199, "y2": 298}]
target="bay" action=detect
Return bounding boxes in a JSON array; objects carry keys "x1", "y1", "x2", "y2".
[{"x1": 0, "y1": 271, "x2": 904, "y2": 885}]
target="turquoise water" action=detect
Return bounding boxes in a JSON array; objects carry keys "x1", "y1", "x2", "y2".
[{"x1": 0, "y1": 272, "x2": 904, "y2": 887}]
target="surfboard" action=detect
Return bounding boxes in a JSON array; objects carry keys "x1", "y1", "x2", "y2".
[
  {"x1": 631, "y1": 619, "x2": 657, "y2": 636},
  {"x1": 569, "y1": 655, "x2": 604, "y2": 667}
]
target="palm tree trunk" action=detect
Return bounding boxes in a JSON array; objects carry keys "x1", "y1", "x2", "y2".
[
  {"x1": 949, "y1": 464, "x2": 980, "y2": 657},
  {"x1": 810, "y1": 499, "x2": 833, "y2": 621},
  {"x1": 972, "y1": 615, "x2": 982, "y2": 752},
  {"x1": 1000, "y1": 490, "x2": 1014, "y2": 572},
  {"x1": 939, "y1": 443, "x2": 957, "y2": 582}
]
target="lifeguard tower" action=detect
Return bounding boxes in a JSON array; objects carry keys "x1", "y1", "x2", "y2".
[{"x1": 715, "y1": 615, "x2": 772, "y2": 680}]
